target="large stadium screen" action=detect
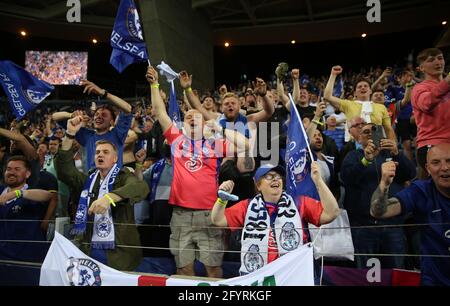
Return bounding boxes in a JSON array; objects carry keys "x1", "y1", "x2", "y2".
[{"x1": 25, "y1": 51, "x2": 88, "y2": 85}]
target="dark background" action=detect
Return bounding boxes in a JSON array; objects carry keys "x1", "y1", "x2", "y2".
[{"x1": 0, "y1": 25, "x2": 446, "y2": 98}]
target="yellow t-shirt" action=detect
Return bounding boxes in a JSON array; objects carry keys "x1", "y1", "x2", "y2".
[{"x1": 339, "y1": 99, "x2": 391, "y2": 126}]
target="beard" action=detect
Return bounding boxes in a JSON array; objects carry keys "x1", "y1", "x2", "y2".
[
  {"x1": 312, "y1": 144, "x2": 322, "y2": 152},
  {"x1": 5, "y1": 176, "x2": 25, "y2": 188}
]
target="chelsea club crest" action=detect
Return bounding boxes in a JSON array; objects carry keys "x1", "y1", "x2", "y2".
[
  {"x1": 286, "y1": 143, "x2": 309, "y2": 184},
  {"x1": 126, "y1": 7, "x2": 144, "y2": 40},
  {"x1": 23, "y1": 89, "x2": 51, "y2": 105},
  {"x1": 66, "y1": 257, "x2": 102, "y2": 286},
  {"x1": 95, "y1": 216, "x2": 112, "y2": 238}
]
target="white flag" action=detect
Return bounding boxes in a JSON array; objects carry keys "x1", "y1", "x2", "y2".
[
  {"x1": 156, "y1": 61, "x2": 179, "y2": 83},
  {"x1": 166, "y1": 243, "x2": 314, "y2": 286},
  {"x1": 39, "y1": 232, "x2": 139, "y2": 286}
]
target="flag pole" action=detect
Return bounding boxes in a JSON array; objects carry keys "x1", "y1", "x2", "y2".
[
  {"x1": 132, "y1": 0, "x2": 151, "y2": 67},
  {"x1": 288, "y1": 93, "x2": 314, "y2": 162}
]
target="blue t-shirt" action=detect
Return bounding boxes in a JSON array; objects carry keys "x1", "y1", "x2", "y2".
[
  {"x1": 395, "y1": 179, "x2": 450, "y2": 285},
  {"x1": 0, "y1": 186, "x2": 49, "y2": 262},
  {"x1": 323, "y1": 129, "x2": 345, "y2": 151},
  {"x1": 76, "y1": 112, "x2": 133, "y2": 170},
  {"x1": 386, "y1": 85, "x2": 412, "y2": 120}
]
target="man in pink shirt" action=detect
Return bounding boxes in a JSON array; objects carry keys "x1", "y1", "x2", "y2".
[
  {"x1": 145, "y1": 66, "x2": 249, "y2": 278},
  {"x1": 411, "y1": 48, "x2": 450, "y2": 178}
]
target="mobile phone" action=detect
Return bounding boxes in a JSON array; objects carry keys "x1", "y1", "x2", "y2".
[{"x1": 371, "y1": 125, "x2": 384, "y2": 148}]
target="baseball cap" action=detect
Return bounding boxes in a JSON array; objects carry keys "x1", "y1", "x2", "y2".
[{"x1": 254, "y1": 164, "x2": 285, "y2": 182}]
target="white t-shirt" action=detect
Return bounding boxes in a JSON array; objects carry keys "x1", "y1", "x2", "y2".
[{"x1": 330, "y1": 112, "x2": 347, "y2": 130}]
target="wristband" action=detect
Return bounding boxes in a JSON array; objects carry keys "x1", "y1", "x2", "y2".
[
  {"x1": 312, "y1": 119, "x2": 324, "y2": 126},
  {"x1": 216, "y1": 198, "x2": 228, "y2": 207},
  {"x1": 185, "y1": 87, "x2": 193, "y2": 93},
  {"x1": 15, "y1": 190, "x2": 22, "y2": 199},
  {"x1": 135, "y1": 163, "x2": 143, "y2": 169},
  {"x1": 101, "y1": 89, "x2": 108, "y2": 99},
  {"x1": 65, "y1": 132, "x2": 75, "y2": 139},
  {"x1": 104, "y1": 194, "x2": 116, "y2": 207},
  {"x1": 361, "y1": 157, "x2": 373, "y2": 167},
  {"x1": 151, "y1": 83, "x2": 160, "y2": 89}
]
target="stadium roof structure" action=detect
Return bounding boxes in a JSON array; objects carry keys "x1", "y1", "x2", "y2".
[{"x1": 0, "y1": 0, "x2": 448, "y2": 46}]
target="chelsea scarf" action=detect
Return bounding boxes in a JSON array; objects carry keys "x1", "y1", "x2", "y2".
[{"x1": 72, "y1": 163, "x2": 120, "y2": 249}]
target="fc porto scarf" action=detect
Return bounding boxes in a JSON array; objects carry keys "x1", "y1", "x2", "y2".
[
  {"x1": 240, "y1": 192, "x2": 303, "y2": 275},
  {"x1": 72, "y1": 164, "x2": 120, "y2": 250}
]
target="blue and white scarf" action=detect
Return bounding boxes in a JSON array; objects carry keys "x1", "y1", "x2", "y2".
[
  {"x1": 218, "y1": 113, "x2": 250, "y2": 138},
  {"x1": 240, "y1": 192, "x2": 303, "y2": 275},
  {"x1": 72, "y1": 163, "x2": 120, "y2": 250}
]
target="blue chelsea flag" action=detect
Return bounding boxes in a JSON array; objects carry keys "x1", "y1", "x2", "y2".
[
  {"x1": 285, "y1": 95, "x2": 320, "y2": 203},
  {"x1": 110, "y1": 0, "x2": 149, "y2": 73},
  {"x1": 0, "y1": 60, "x2": 54, "y2": 119}
]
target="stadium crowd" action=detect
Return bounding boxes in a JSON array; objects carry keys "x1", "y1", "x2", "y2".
[{"x1": 0, "y1": 47, "x2": 449, "y2": 285}]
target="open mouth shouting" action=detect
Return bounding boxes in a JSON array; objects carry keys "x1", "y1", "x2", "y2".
[{"x1": 270, "y1": 181, "x2": 281, "y2": 189}]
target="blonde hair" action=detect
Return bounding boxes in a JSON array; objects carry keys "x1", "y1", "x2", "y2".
[{"x1": 221, "y1": 92, "x2": 239, "y2": 103}]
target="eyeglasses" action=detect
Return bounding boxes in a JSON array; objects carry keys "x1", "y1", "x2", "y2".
[
  {"x1": 263, "y1": 173, "x2": 282, "y2": 181},
  {"x1": 361, "y1": 126, "x2": 376, "y2": 135}
]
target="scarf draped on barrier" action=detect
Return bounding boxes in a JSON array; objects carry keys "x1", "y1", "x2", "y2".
[
  {"x1": 240, "y1": 192, "x2": 303, "y2": 275},
  {"x1": 72, "y1": 164, "x2": 120, "y2": 249}
]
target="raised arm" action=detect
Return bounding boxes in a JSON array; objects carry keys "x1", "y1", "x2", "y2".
[
  {"x1": 292, "y1": 69, "x2": 301, "y2": 103},
  {"x1": 277, "y1": 78, "x2": 290, "y2": 110},
  {"x1": 207, "y1": 120, "x2": 250, "y2": 155},
  {"x1": 44, "y1": 116, "x2": 53, "y2": 137},
  {"x1": 400, "y1": 83, "x2": 414, "y2": 108},
  {"x1": 247, "y1": 78, "x2": 275, "y2": 123},
  {"x1": 211, "y1": 180, "x2": 234, "y2": 227},
  {"x1": 178, "y1": 71, "x2": 215, "y2": 121},
  {"x1": 370, "y1": 161, "x2": 402, "y2": 219},
  {"x1": 371, "y1": 67, "x2": 392, "y2": 90},
  {"x1": 306, "y1": 100, "x2": 326, "y2": 142},
  {"x1": 146, "y1": 66, "x2": 172, "y2": 133},
  {"x1": 52, "y1": 111, "x2": 72, "y2": 122},
  {"x1": 324, "y1": 66, "x2": 344, "y2": 110},
  {"x1": 310, "y1": 161, "x2": 340, "y2": 225},
  {"x1": 134, "y1": 148, "x2": 146, "y2": 181},
  {"x1": 81, "y1": 80, "x2": 132, "y2": 114},
  {"x1": 56, "y1": 116, "x2": 88, "y2": 188},
  {"x1": 0, "y1": 128, "x2": 37, "y2": 160}
]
